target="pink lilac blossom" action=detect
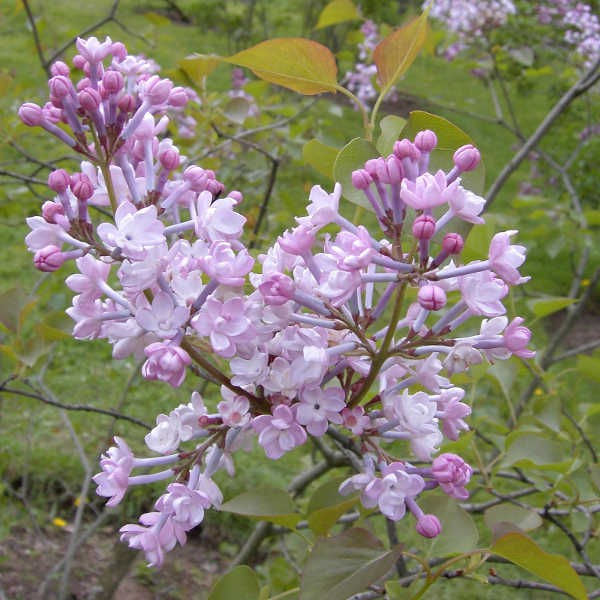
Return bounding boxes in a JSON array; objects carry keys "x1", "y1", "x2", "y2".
[{"x1": 20, "y1": 36, "x2": 535, "y2": 566}]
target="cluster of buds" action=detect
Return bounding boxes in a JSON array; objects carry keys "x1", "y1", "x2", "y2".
[{"x1": 21, "y1": 37, "x2": 534, "y2": 567}]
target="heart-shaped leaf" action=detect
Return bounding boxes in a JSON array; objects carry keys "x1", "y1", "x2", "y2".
[
  {"x1": 315, "y1": 0, "x2": 361, "y2": 30},
  {"x1": 373, "y1": 11, "x2": 430, "y2": 94},
  {"x1": 219, "y1": 486, "x2": 301, "y2": 528},
  {"x1": 490, "y1": 532, "x2": 588, "y2": 600},
  {"x1": 300, "y1": 528, "x2": 402, "y2": 600},
  {"x1": 220, "y1": 39, "x2": 338, "y2": 95},
  {"x1": 208, "y1": 566, "x2": 260, "y2": 600}
]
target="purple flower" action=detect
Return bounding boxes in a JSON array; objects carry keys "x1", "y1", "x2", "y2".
[
  {"x1": 400, "y1": 170, "x2": 460, "y2": 210},
  {"x1": 504, "y1": 317, "x2": 535, "y2": 358},
  {"x1": 199, "y1": 242, "x2": 254, "y2": 287},
  {"x1": 294, "y1": 385, "x2": 345, "y2": 436},
  {"x1": 252, "y1": 404, "x2": 307, "y2": 459},
  {"x1": 488, "y1": 230, "x2": 529, "y2": 285},
  {"x1": 93, "y1": 437, "x2": 134, "y2": 506},
  {"x1": 136, "y1": 291, "x2": 190, "y2": 339},
  {"x1": 142, "y1": 342, "x2": 191, "y2": 387},
  {"x1": 431, "y1": 453, "x2": 472, "y2": 500},
  {"x1": 416, "y1": 514, "x2": 442, "y2": 538}
]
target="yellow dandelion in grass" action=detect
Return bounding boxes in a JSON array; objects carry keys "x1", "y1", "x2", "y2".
[
  {"x1": 582, "y1": 279, "x2": 590, "y2": 287},
  {"x1": 534, "y1": 388, "x2": 543, "y2": 396},
  {"x1": 52, "y1": 517, "x2": 67, "y2": 528},
  {"x1": 74, "y1": 497, "x2": 82, "y2": 507}
]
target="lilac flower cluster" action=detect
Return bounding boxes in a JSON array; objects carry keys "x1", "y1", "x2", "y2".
[
  {"x1": 21, "y1": 37, "x2": 535, "y2": 567},
  {"x1": 538, "y1": 0, "x2": 600, "y2": 68},
  {"x1": 426, "y1": 0, "x2": 517, "y2": 58},
  {"x1": 344, "y1": 20, "x2": 399, "y2": 108}
]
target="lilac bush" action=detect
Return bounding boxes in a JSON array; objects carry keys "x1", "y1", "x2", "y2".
[{"x1": 20, "y1": 36, "x2": 535, "y2": 568}]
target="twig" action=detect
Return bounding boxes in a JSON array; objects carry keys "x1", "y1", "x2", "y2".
[
  {"x1": 553, "y1": 339, "x2": 600, "y2": 363},
  {"x1": 1, "y1": 383, "x2": 151, "y2": 429},
  {"x1": 487, "y1": 575, "x2": 572, "y2": 594},
  {"x1": 0, "y1": 169, "x2": 47, "y2": 186},
  {"x1": 485, "y1": 58, "x2": 600, "y2": 210},
  {"x1": 22, "y1": 0, "x2": 49, "y2": 76}
]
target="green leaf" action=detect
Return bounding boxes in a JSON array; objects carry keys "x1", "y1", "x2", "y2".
[
  {"x1": 219, "y1": 486, "x2": 301, "y2": 528},
  {"x1": 218, "y1": 39, "x2": 338, "y2": 95},
  {"x1": 527, "y1": 296, "x2": 577, "y2": 319},
  {"x1": 315, "y1": 0, "x2": 361, "y2": 29},
  {"x1": 332, "y1": 137, "x2": 379, "y2": 210},
  {"x1": 373, "y1": 11, "x2": 430, "y2": 94},
  {"x1": 178, "y1": 54, "x2": 220, "y2": 84},
  {"x1": 490, "y1": 532, "x2": 588, "y2": 600},
  {"x1": 0, "y1": 287, "x2": 36, "y2": 334},
  {"x1": 583, "y1": 209, "x2": 600, "y2": 226},
  {"x1": 484, "y1": 504, "x2": 542, "y2": 532},
  {"x1": 376, "y1": 115, "x2": 406, "y2": 156},
  {"x1": 577, "y1": 355, "x2": 600, "y2": 383},
  {"x1": 306, "y1": 477, "x2": 358, "y2": 536},
  {"x1": 400, "y1": 110, "x2": 485, "y2": 195},
  {"x1": 208, "y1": 566, "x2": 260, "y2": 600},
  {"x1": 303, "y1": 139, "x2": 339, "y2": 179},
  {"x1": 502, "y1": 432, "x2": 571, "y2": 471},
  {"x1": 419, "y1": 493, "x2": 478, "y2": 556},
  {"x1": 300, "y1": 528, "x2": 402, "y2": 600},
  {"x1": 144, "y1": 11, "x2": 172, "y2": 26},
  {"x1": 223, "y1": 96, "x2": 251, "y2": 124}
]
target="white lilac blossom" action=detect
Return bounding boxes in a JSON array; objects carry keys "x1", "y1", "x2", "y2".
[{"x1": 21, "y1": 39, "x2": 535, "y2": 567}]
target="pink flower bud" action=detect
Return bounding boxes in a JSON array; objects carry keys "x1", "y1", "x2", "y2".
[
  {"x1": 183, "y1": 166, "x2": 208, "y2": 190},
  {"x1": 414, "y1": 129, "x2": 438, "y2": 152},
  {"x1": 412, "y1": 215, "x2": 436, "y2": 240},
  {"x1": 51, "y1": 61, "x2": 70, "y2": 77},
  {"x1": 42, "y1": 102, "x2": 62, "y2": 124},
  {"x1": 168, "y1": 86, "x2": 189, "y2": 107},
  {"x1": 76, "y1": 77, "x2": 91, "y2": 92},
  {"x1": 393, "y1": 139, "x2": 420, "y2": 160},
  {"x1": 34, "y1": 245, "x2": 66, "y2": 272},
  {"x1": 228, "y1": 190, "x2": 243, "y2": 205},
  {"x1": 48, "y1": 75, "x2": 72, "y2": 100},
  {"x1": 364, "y1": 158, "x2": 381, "y2": 179},
  {"x1": 111, "y1": 42, "x2": 127, "y2": 61},
  {"x1": 118, "y1": 94, "x2": 136, "y2": 113},
  {"x1": 207, "y1": 179, "x2": 224, "y2": 196},
  {"x1": 144, "y1": 75, "x2": 173, "y2": 106},
  {"x1": 384, "y1": 155, "x2": 404, "y2": 183},
  {"x1": 159, "y1": 147, "x2": 180, "y2": 170},
  {"x1": 41, "y1": 201, "x2": 65, "y2": 224},
  {"x1": 48, "y1": 169, "x2": 71, "y2": 193},
  {"x1": 416, "y1": 514, "x2": 442, "y2": 538},
  {"x1": 18, "y1": 103, "x2": 44, "y2": 126},
  {"x1": 102, "y1": 70, "x2": 124, "y2": 94},
  {"x1": 70, "y1": 173, "x2": 94, "y2": 201},
  {"x1": 453, "y1": 144, "x2": 481, "y2": 172},
  {"x1": 442, "y1": 232, "x2": 464, "y2": 255},
  {"x1": 351, "y1": 169, "x2": 372, "y2": 190},
  {"x1": 504, "y1": 317, "x2": 535, "y2": 358},
  {"x1": 78, "y1": 87, "x2": 101, "y2": 112},
  {"x1": 418, "y1": 284, "x2": 447, "y2": 310},
  {"x1": 72, "y1": 54, "x2": 86, "y2": 70}
]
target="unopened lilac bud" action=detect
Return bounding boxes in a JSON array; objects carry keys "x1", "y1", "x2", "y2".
[
  {"x1": 48, "y1": 169, "x2": 71, "y2": 193},
  {"x1": 118, "y1": 94, "x2": 136, "y2": 114},
  {"x1": 418, "y1": 284, "x2": 447, "y2": 310},
  {"x1": 42, "y1": 102, "x2": 62, "y2": 124},
  {"x1": 159, "y1": 147, "x2": 180, "y2": 170},
  {"x1": 393, "y1": 139, "x2": 420, "y2": 160},
  {"x1": 453, "y1": 144, "x2": 481, "y2": 172},
  {"x1": 442, "y1": 232, "x2": 464, "y2": 255},
  {"x1": 34, "y1": 245, "x2": 66, "y2": 272},
  {"x1": 70, "y1": 173, "x2": 94, "y2": 201},
  {"x1": 414, "y1": 129, "x2": 438, "y2": 152},
  {"x1": 41, "y1": 201, "x2": 65, "y2": 224},
  {"x1": 78, "y1": 87, "x2": 101, "y2": 112},
  {"x1": 76, "y1": 77, "x2": 91, "y2": 92},
  {"x1": 183, "y1": 166, "x2": 207, "y2": 190},
  {"x1": 72, "y1": 54, "x2": 86, "y2": 69},
  {"x1": 144, "y1": 75, "x2": 173, "y2": 106},
  {"x1": 385, "y1": 155, "x2": 403, "y2": 183},
  {"x1": 19, "y1": 102, "x2": 44, "y2": 126},
  {"x1": 111, "y1": 42, "x2": 127, "y2": 61},
  {"x1": 168, "y1": 86, "x2": 189, "y2": 107},
  {"x1": 102, "y1": 70, "x2": 124, "y2": 94},
  {"x1": 351, "y1": 168, "x2": 372, "y2": 190},
  {"x1": 412, "y1": 215, "x2": 436, "y2": 240},
  {"x1": 416, "y1": 514, "x2": 442, "y2": 538},
  {"x1": 48, "y1": 75, "x2": 72, "y2": 100},
  {"x1": 364, "y1": 158, "x2": 380, "y2": 179},
  {"x1": 229, "y1": 190, "x2": 243, "y2": 204},
  {"x1": 207, "y1": 179, "x2": 224, "y2": 196},
  {"x1": 51, "y1": 61, "x2": 70, "y2": 77}
]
